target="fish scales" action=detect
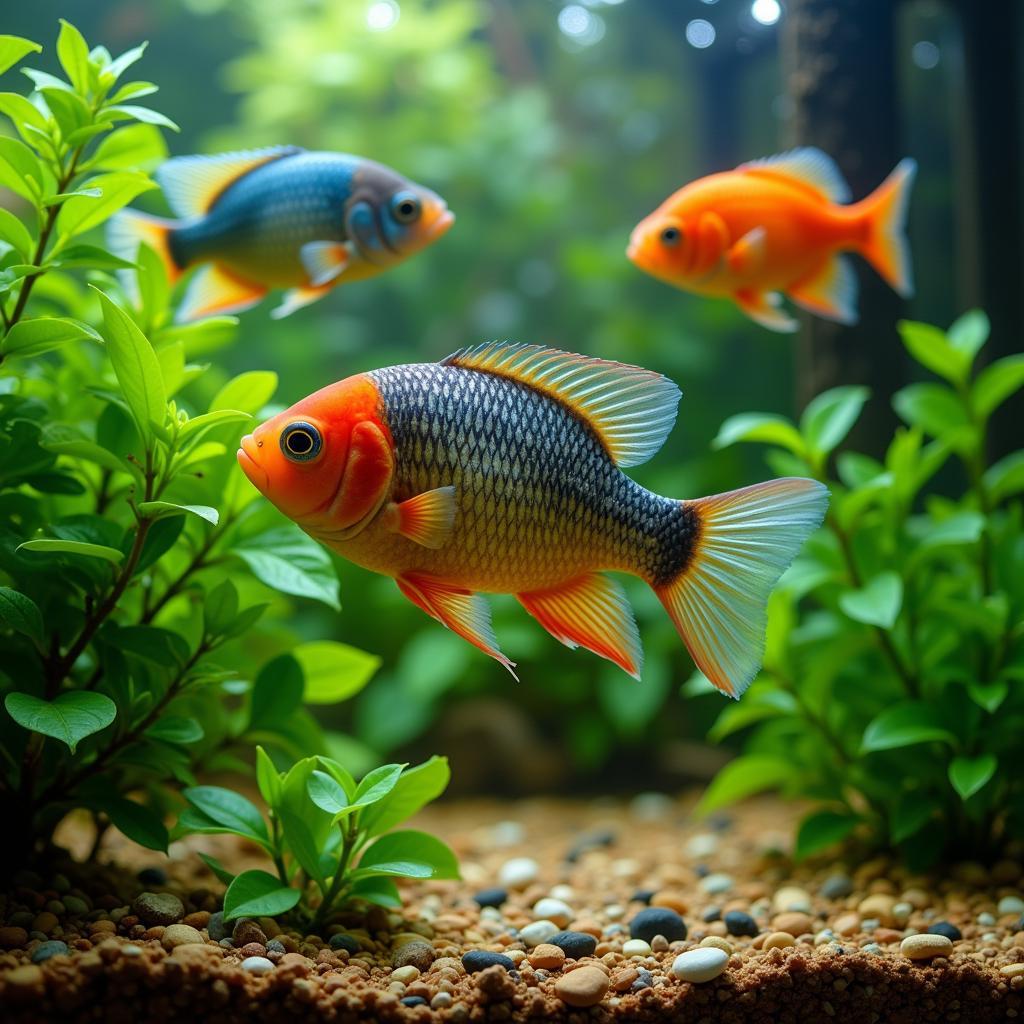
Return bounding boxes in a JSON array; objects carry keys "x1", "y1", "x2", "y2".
[{"x1": 369, "y1": 363, "x2": 693, "y2": 592}]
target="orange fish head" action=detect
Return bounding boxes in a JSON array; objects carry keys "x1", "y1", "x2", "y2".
[
  {"x1": 237, "y1": 374, "x2": 393, "y2": 533},
  {"x1": 626, "y1": 211, "x2": 697, "y2": 283}
]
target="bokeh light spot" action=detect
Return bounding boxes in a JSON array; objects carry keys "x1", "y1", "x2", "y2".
[
  {"x1": 558, "y1": 5, "x2": 606, "y2": 46},
  {"x1": 911, "y1": 41, "x2": 940, "y2": 70},
  {"x1": 366, "y1": 0, "x2": 399, "y2": 32},
  {"x1": 685, "y1": 19, "x2": 716, "y2": 49},
  {"x1": 751, "y1": 0, "x2": 781, "y2": 26}
]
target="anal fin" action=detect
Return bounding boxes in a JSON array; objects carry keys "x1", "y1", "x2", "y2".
[
  {"x1": 271, "y1": 283, "x2": 334, "y2": 320},
  {"x1": 388, "y1": 486, "x2": 456, "y2": 548},
  {"x1": 518, "y1": 572, "x2": 643, "y2": 679},
  {"x1": 734, "y1": 288, "x2": 798, "y2": 333},
  {"x1": 788, "y1": 254, "x2": 858, "y2": 325},
  {"x1": 397, "y1": 572, "x2": 517, "y2": 678},
  {"x1": 176, "y1": 263, "x2": 267, "y2": 323}
]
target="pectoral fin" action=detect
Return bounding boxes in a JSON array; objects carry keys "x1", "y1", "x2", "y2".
[
  {"x1": 176, "y1": 263, "x2": 268, "y2": 323},
  {"x1": 387, "y1": 486, "x2": 457, "y2": 548},
  {"x1": 734, "y1": 288, "x2": 798, "y2": 333},
  {"x1": 726, "y1": 226, "x2": 768, "y2": 276},
  {"x1": 300, "y1": 241, "x2": 351, "y2": 287},
  {"x1": 271, "y1": 283, "x2": 334, "y2": 320},
  {"x1": 397, "y1": 572, "x2": 517, "y2": 678},
  {"x1": 517, "y1": 572, "x2": 643, "y2": 679}
]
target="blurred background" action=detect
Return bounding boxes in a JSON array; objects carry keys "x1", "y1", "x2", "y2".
[{"x1": 5, "y1": 0, "x2": 1021, "y2": 794}]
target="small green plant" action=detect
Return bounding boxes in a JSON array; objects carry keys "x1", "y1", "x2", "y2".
[
  {"x1": 0, "y1": 24, "x2": 379, "y2": 868},
  {"x1": 174, "y1": 753, "x2": 457, "y2": 926},
  {"x1": 693, "y1": 311, "x2": 1024, "y2": 868}
]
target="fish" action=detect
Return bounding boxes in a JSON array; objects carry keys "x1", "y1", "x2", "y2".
[
  {"x1": 626, "y1": 148, "x2": 917, "y2": 333},
  {"x1": 237, "y1": 343, "x2": 828, "y2": 697},
  {"x1": 107, "y1": 146, "x2": 454, "y2": 323}
]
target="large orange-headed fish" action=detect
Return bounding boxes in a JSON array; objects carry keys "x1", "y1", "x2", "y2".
[
  {"x1": 108, "y1": 147, "x2": 454, "y2": 323},
  {"x1": 627, "y1": 148, "x2": 916, "y2": 332},
  {"x1": 237, "y1": 344, "x2": 828, "y2": 697}
]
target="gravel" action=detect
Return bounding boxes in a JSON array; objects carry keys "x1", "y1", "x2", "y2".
[
  {"x1": 461, "y1": 950, "x2": 515, "y2": 973},
  {"x1": 132, "y1": 892, "x2": 184, "y2": 927},
  {"x1": 671, "y1": 947, "x2": 728, "y2": 982},
  {"x1": 629, "y1": 906, "x2": 687, "y2": 943},
  {"x1": 724, "y1": 910, "x2": 758, "y2": 937}
]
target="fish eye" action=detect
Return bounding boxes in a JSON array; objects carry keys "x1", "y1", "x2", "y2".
[
  {"x1": 280, "y1": 421, "x2": 322, "y2": 463},
  {"x1": 660, "y1": 226, "x2": 682, "y2": 246},
  {"x1": 391, "y1": 191, "x2": 421, "y2": 224}
]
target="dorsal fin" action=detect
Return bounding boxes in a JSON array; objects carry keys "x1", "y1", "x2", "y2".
[
  {"x1": 157, "y1": 146, "x2": 302, "y2": 219},
  {"x1": 442, "y1": 342, "x2": 681, "y2": 468},
  {"x1": 738, "y1": 148, "x2": 851, "y2": 204}
]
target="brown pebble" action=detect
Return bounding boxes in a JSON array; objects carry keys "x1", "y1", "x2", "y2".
[
  {"x1": 858, "y1": 894, "x2": 896, "y2": 926},
  {"x1": 651, "y1": 891, "x2": 688, "y2": 914},
  {"x1": 183, "y1": 911, "x2": 210, "y2": 929},
  {"x1": 393, "y1": 940, "x2": 435, "y2": 972},
  {"x1": 555, "y1": 964, "x2": 609, "y2": 1007},
  {"x1": 901, "y1": 934, "x2": 953, "y2": 960},
  {"x1": 833, "y1": 913, "x2": 860, "y2": 936},
  {"x1": 772, "y1": 911, "x2": 812, "y2": 935},
  {"x1": 0, "y1": 926, "x2": 28, "y2": 948},
  {"x1": 161, "y1": 924, "x2": 205, "y2": 949},
  {"x1": 528, "y1": 943, "x2": 565, "y2": 971},
  {"x1": 31, "y1": 912, "x2": 59, "y2": 934},
  {"x1": 874, "y1": 928, "x2": 903, "y2": 944},
  {"x1": 232, "y1": 919, "x2": 267, "y2": 946},
  {"x1": 763, "y1": 931, "x2": 795, "y2": 951},
  {"x1": 699, "y1": 935, "x2": 733, "y2": 955},
  {"x1": 611, "y1": 966, "x2": 639, "y2": 991}
]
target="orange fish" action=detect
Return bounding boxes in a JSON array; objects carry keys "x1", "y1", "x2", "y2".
[
  {"x1": 237, "y1": 343, "x2": 828, "y2": 697},
  {"x1": 627, "y1": 148, "x2": 917, "y2": 332}
]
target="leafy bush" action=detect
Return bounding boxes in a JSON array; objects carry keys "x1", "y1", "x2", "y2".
[
  {"x1": 0, "y1": 24, "x2": 379, "y2": 867},
  {"x1": 693, "y1": 311, "x2": 1024, "y2": 868},
  {"x1": 174, "y1": 753, "x2": 457, "y2": 927}
]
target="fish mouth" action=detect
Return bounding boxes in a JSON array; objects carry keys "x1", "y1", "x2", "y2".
[
  {"x1": 426, "y1": 208, "x2": 455, "y2": 241},
  {"x1": 237, "y1": 434, "x2": 268, "y2": 492},
  {"x1": 625, "y1": 240, "x2": 639, "y2": 261}
]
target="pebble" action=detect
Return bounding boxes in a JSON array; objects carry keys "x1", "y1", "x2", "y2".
[
  {"x1": 161, "y1": 924, "x2": 206, "y2": 949},
  {"x1": 431, "y1": 992, "x2": 454, "y2": 1009},
  {"x1": 671, "y1": 947, "x2": 728, "y2": 983},
  {"x1": 699, "y1": 936, "x2": 733, "y2": 955},
  {"x1": 891, "y1": 901, "x2": 912, "y2": 924},
  {"x1": 702, "y1": 906, "x2": 721, "y2": 923},
  {"x1": 498, "y1": 857, "x2": 539, "y2": 889},
  {"x1": 63, "y1": 896, "x2": 89, "y2": 916},
  {"x1": 241, "y1": 956, "x2": 275, "y2": 974},
  {"x1": 927, "y1": 921, "x2": 962, "y2": 941},
  {"x1": 32, "y1": 912, "x2": 58, "y2": 934},
  {"x1": 31, "y1": 940, "x2": 69, "y2": 963},
  {"x1": 773, "y1": 911, "x2": 812, "y2": 936},
  {"x1": 821, "y1": 874, "x2": 854, "y2": 899},
  {"x1": 773, "y1": 886, "x2": 812, "y2": 914},
  {"x1": 393, "y1": 940, "x2": 434, "y2": 971},
  {"x1": 549, "y1": 930, "x2": 597, "y2": 959},
  {"x1": 1000, "y1": 963, "x2": 1024, "y2": 978},
  {"x1": 329, "y1": 933, "x2": 360, "y2": 953},
  {"x1": 629, "y1": 906, "x2": 687, "y2": 943},
  {"x1": 978, "y1": 911, "x2": 997, "y2": 926},
  {"x1": 555, "y1": 964, "x2": 609, "y2": 1007},
  {"x1": 391, "y1": 965, "x2": 420, "y2": 984},
  {"x1": 631, "y1": 967, "x2": 654, "y2": 991},
  {"x1": 763, "y1": 931, "x2": 796, "y2": 951},
  {"x1": 462, "y1": 950, "x2": 515, "y2": 973},
  {"x1": 863, "y1": 942, "x2": 882, "y2": 954},
  {"x1": 685, "y1": 833, "x2": 718, "y2": 859},
  {"x1": 133, "y1": 892, "x2": 184, "y2": 927},
  {"x1": 137, "y1": 867, "x2": 168, "y2": 885},
  {"x1": 472, "y1": 887, "x2": 508, "y2": 908},
  {"x1": 527, "y1": 943, "x2": 565, "y2": 970},
  {"x1": 622, "y1": 938, "x2": 652, "y2": 957},
  {"x1": 206, "y1": 912, "x2": 228, "y2": 941},
  {"x1": 532, "y1": 897, "x2": 573, "y2": 928},
  {"x1": 0, "y1": 926, "x2": 28, "y2": 949},
  {"x1": 233, "y1": 919, "x2": 267, "y2": 946},
  {"x1": 520, "y1": 920, "x2": 560, "y2": 948},
  {"x1": 833, "y1": 913, "x2": 860, "y2": 936},
  {"x1": 699, "y1": 873, "x2": 734, "y2": 895},
  {"x1": 631, "y1": 888, "x2": 656, "y2": 904},
  {"x1": 724, "y1": 910, "x2": 758, "y2": 937},
  {"x1": 998, "y1": 896, "x2": 1024, "y2": 915},
  {"x1": 901, "y1": 934, "x2": 954, "y2": 960}
]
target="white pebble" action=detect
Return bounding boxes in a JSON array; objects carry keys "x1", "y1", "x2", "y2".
[
  {"x1": 671, "y1": 947, "x2": 728, "y2": 983},
  {"x1": 121, "y1": 945, "x2": 143, "y2": 957},
  {"x1": 814, "y1": 929, "x2": 835, "y2": 946},
  {"x1": 532, "y1": 898, "x2": 573, "y2": 928},
  {"x1": 685, "y1": 833, "x2": 719, "y2": 859},
  {"x1": 862, "y1": 943, "x2": 882, "y2": 955},
  {"x1": 630, "y1": 792, "x2": 673, "y2": 820},
  {"x1": 977, "y1": 911, "x2": 996, "y2": 927},
  {"x1": 392, "y1": 965, "x2": 420, "y2": 984},
  {"x1": 480, "y1": 906, "x2": 504, "y2": 922},
  {"x1": 700, "y1": 873, "x2": 734, "y2": 895},
  {"x1": 998, "y1": 896, "x2": 1024, "y2": 915},
  {"x1": 892, "y1": 902, "x2": 913, "y2": 924},
  {"x1": 604, "y1": 903, "x2": 625, "y2": 920},
  {"x1": 622, "y1": 939, "x2": 652, "y2": 958},
  {"x1": 519, "y1": 920, "x2": 559, "y2": 948},
  {"x1": 491, "y1": 821, "x2": 525, "y2": 847},
  {"x1": 549, "y1": 884, "x2": 575, "y2": 902},
  {"x1": 499, "y1": 857, "x2": 539, "y2": 889},
  {"x1": 241, "y1": 956, "x2": 274, "y2": 975}
]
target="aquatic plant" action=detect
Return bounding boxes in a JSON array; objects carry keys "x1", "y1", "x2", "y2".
[
  {"x1": 173, "y1": 753, "x2": 457, "y2": 925},
  {"x1": 0, "y1": 24, "x2": 378, "y2": 866},
  {"x1": 695, "y1": 311, "x2": 1024, "y2": 867}
]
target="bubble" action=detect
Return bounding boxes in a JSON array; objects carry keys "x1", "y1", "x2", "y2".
[
  {"x1": 685, "y1": 19, "x2": 716, "y2": 49},
  {"x1": 911, "y1": 41, "x2": 940, "y2": 70}
]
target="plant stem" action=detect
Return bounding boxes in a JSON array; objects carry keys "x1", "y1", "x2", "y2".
[
  {"x1": 141, "y1": 526, "x2": 223, "y2": 623},
  {"x1": 311, "y1": 819, "x2": 360, "y2": 932}
]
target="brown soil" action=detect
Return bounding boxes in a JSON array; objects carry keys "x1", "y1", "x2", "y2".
[{"x1": 1, "y1": 794, "x2": 1022, "y2": 1023}]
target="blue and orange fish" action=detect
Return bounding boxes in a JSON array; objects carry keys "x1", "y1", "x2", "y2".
[
  {"x1": 109, "y1": 147, "x2": 454, "y2": 322},
  {"x1": 237, "y1": 343, "x2": 829, "y2": 697},
  {"x1": 627, "y1": 148, "x2": 917, "y2": 332}
]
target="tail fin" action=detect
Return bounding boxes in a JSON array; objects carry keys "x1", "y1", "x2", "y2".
[
  {"x1": 654, "y1": 478, "x2": 828, "y2": 699},
  {"x1": 855, "y1": 158, "x2": 917, "y2": 298},
  {"x1": 106, "y1": 209, "x2": 182, "y2": 289}
]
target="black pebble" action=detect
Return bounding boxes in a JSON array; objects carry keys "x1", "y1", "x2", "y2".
[
  {"x1": 401, "y1": 997, "x2": 428, "y2": 1007},
  {"x1": 820, "y1": 874, "x2": 854, "y2": 900},
  {"x1": 462, "y1": 950, "x2": 515, "y2": 973},
  {"x1": 329, "y1": 933, "x2": 361, "y2": 953},
  {"x1": 472, "y1": 887, "x2": 509, "y2": 909},
  {"x1": 137, "y1": 867, "x2": 167, "y2": 885},
  {"x1": 724, "y1": 910, "x2": 758, "y2": 937},
  {"x1": 702, "y1": 906, "x2": 722, "y2": 923},
  {"x1": 927, "y1": 921, "x2": 962, "y2": 941},
  {"x1": 631, "y1": 889, "x2": 656, "y2": 905},
  {"x1": 548, "y1": 930, "x2": 598, "y2": 959},
  {"x1": 629, "y1": 907, "x2": 687, "y2": 943},
  {"x1": 630, "y1": 968, "x2": 654, "y2": 992}
]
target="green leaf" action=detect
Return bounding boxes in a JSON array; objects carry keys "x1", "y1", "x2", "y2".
[
  {"x1": 707, "y1": 689, "x2": 799, "y2": 742},
  {"x1": 183, "y1": 786, "x2": 269, "y2": 845},
  {"x1": 972, "y1": 355, "x2": 1024, "y2": 419},
  {"x1": 93, "y1": 288, "x2": 166, "y2": 440},
  {"x1": 0, "y1": 35, "x2": 42, "y2": 76},
  {"x1": 948, "y1": 754, "x2": 996, "y2": 801},
  {"x1": 146, "y1": 716, "x2": 203, "y2": 744},
  {"x1": 88, "y1": 123, "x2": 167, "y2": 171},
  {"x1": 696, "y1": 755, "x2": 795, "y2": 814},
  {"x1": 203, "y1": 579, "x2": 238, "y2": 638},
  {"x1": 294, "y1": 641, "x2": 380, "y2": 704},
  {"x1": 56, "y1": 20, "x2": 91, "y2": 93},
  {"x1": 137, "y1": 501, "x2": 218, "y2": 525},
  {"x1": 211, "y1": 371, "x2": 278, "y2": 415},
  {"x1": 359, "y1": 756, "x2": 451, "y2": 837},
  {"x1": 103, "y1": 104, "x2": 180, "y2": 131},
  {"x1": 255, "y1": 746, "x2": 282, "y2": 809},
  {"x1": 800, "y1": 386, "x2": 869, "y2": 457},
  {"x1": 100, "y1": 795, "x2": 168, "y2": 852},
  {"x1": 49, "y1": 243, "x2": 136, "y2": 270},
  {"x1": 250, "y1": 654, "x2": 304, "y2": 730},
  {"x1": 348, "y1": 875, "x2": 402, "y2": 908},
  {"x1": 356, "y1": 830, "x2": 459, "y2": 880},
  {"x1": 712, "y1": 412, "x2": 806, "y2": 457},
  {"x1": 0, "y1": 317, "x2": 100, "y2": 359},
  {"x1": 106, "y1": 41, "x2": 148, "y2": 81},
  {"x1": 0, "y1": 136, "x2": 43, "y2": 200},
  {"x1": 353, "y1": 763, "x2": 405, "y2": 807},
  {"x1": 223, "y1": 870, "x2": 300, "y2": 921},
  {"x1": 115, "y1": 625, "x2": 190, "y2": 665},
  {"x1": 898, "y1": 320, "x2": 969, "y2": 384},
  {"x1": 0, "y1": 91, "x2": 49, "y2": 146},
  {"x1": 277, "y1": 806, "x2": 327, "y2": 888},
  {"x1": 177, "y1": 409, "x2": 251, "y2": 447},
  {"x1": 57, "y1": 172, "x2": 156, "y2": 239},
  {"x1": 307, "y1": 770, "x2": 349, "y2": 815},
  {"x1": 985, "y1": 451, "x2": 1024, "y2": 503},
  {"x1": 233, "y1": 527, "x2": 341, "y2": 610},
  {"x1": 892, "y1": 383, "x2": 970, "y2": 441},
  {"x1": 795, "y1": 810, "x2": 859, "y2": 860},
  {"x1": 4, "y1": 691, "x2": 116, "y2": 753},
  {"x1": 839, "y1": 571, "x2": 902, "y2": 628},
  {"x1": 316, "y1": 757, "x2": 358, "y2": 800},
  {"x1": 947, "y1": 309, "x2": 989, "y2": 359},
  {"x1": 197, "y1": 851, "x2": 236, "y2": 887},
  {"x1": 967, "y1": 680, "x2": 1008, "y2": 714},
  {"x1": 18, "y1": 538, "x2": 124, "y2": 564},
  {"x1": 861, "y1": 702, "x2": 957, "y2": 753},
  {"x1": 0, "y1": 586, "x2": 44, "y2": 646},
  {"x1": 0, "y1": 208, "x2": 33, "y2": 259}
]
